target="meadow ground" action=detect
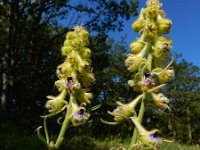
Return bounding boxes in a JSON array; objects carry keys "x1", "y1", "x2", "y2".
[{"x1": 0, "y1": 134, "x2": 199, "y2": 150}]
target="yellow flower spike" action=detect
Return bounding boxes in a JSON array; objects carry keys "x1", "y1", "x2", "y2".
[
  {"x1": 151, "y1": 93, "x2": 171, "y2": 110},
  {"x1": 131, "y1": 117, "x2": 162, "y2": 147},
  {"x1": 154, "y1": 36, "x2": 172, "y2": 58},
  {"x1": 46, "y1": 90, "x2": 67, "y2": 113},
  {"x1": 39, "y1": 25, "x2": 94, "y2": 149}
]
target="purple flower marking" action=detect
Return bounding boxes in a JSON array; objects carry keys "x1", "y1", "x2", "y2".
[
  {"x1": 162, "y1": 43, "x2": 170, "y2": 52},
  {"x1": 150, "y1": 132, "x2": 158, "y2": 138},
  {"x1": 78, "y1": 109, "x2": 84, "y2": 115},
  {"x1": 73, "y1": 109, "x2": 85, "y2": 121},
  {"x1": 144, "y1": 72, "x2": 152, "y2": 78},
  {"x1": 67, "y1": 77, "x2": 73, "y2": 82}
]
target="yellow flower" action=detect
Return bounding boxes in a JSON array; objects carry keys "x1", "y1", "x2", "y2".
[
  {"x1": 131, "y1": 117, "x2": 162, "y2": 148},
  {"x1": 74, "y1": 89, "x2": 93, "y2": 104},
  {"x1": 154, "y1": 36, "x2": 172, "y2": 58},
  {"x1": 71, "y1": 107, "x2": 90, "y2": 127},
  {"x1": 125, "y1": 54, "x2": 146, "y2": 72},
  {"x1": 151, "y1": 92, "x2": 170, "y2": 110},
  {"x1": 46, "y1": 90, "x2": 67, "y2": 113},
  {"x1": 152, "y1": 59, "x2": 174, "y2": 83},
  {"x1": 108, "y1": 95, "x2": 143, "y2": 123}
]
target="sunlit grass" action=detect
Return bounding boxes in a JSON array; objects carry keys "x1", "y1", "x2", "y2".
[{"x1": 0, "y1": 134, "x2": 199, "y2": 150}]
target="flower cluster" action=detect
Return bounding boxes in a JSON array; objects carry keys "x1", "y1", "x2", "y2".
[
  {"x1": 46, "y1": 25, "x2": 94, "y2": 124},
  {"x1": 104, "y1": 0, "x2": 174, "y2": 149},
  {"x1": 38, "y1": 25, "x2": 94, "y2": 149}
]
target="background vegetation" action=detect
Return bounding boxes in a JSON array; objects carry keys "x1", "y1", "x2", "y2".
[{"x1": 0, "y1": 0, "x2": 200, "y2": 149}]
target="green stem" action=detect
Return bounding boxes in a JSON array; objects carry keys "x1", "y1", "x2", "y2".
[
  {"x1": 44, "y1": 117, "x2": 49, "y2": 144},
  {"x1": 128, "y1": 93, "x2": 146, "y2": 150},
  {"x1": 54, "y1": 95, "x2": 73, "y2": 149},
  {"x1": 147, "y1": 53, "x2": 153, "y2": 72}
]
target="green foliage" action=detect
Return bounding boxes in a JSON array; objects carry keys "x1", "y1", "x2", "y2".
[{"x1": 1, "y1": 133, "x2": 199, "y2": 150}]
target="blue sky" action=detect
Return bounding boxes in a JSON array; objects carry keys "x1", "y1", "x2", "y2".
[{"x1": 109, "y1": 0, "x2": 200, "y2": 67}]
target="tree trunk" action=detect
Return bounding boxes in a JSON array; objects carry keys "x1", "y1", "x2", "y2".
[
  {"x1": 187, "y1": 107, "x2": 192, "y2": 144},
  {"x1": 1, "y1": 73, "x2": 8, "y2": 111}
]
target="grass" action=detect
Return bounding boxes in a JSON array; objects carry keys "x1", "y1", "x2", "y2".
[{"x1": 0, "y1": 134, "x2": 199, "y2": 150}]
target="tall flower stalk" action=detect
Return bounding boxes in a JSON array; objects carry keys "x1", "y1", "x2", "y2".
[
  {"x1": 102, "y1": 0, "x2": 174, "y2": 149},
  {"x1": 37, "y1": 25, "x2": 95, "y2": 150}
]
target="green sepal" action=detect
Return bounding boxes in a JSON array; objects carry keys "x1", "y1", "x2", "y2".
[
  {"x1": 36, "y1": 126, "x2": 48, "y2": 146},
  {"x1": 88, "y1": 104, "x2": 101, "y2": 112},
  {"x1": 41, "y1": 105, "x2": 67, "y2": 118},
  {"x1": 100, "y1": 118, "x2": 119, "y2": 125}
]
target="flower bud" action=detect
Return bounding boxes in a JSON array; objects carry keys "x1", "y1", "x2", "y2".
[
  {"x1": 130, "y1": 39, "x2": 146, "y2": 54},
  {"x1": 66, "y1": 31, "x2": 77, "y2": 41},
  {"x1": 143, "y1": 7, "x2": 158, "y2": 20},
  {"x1": 132, "y1": 9, "x2": 145, "y2": 33},
  {"x1": 157, "y1": 16, "x2": 172, "y2": 34},
  {"x1": 146, "y1": 0, "x2": 162, "y2": 10},
  {"x1": 154, "y1": 36, "x2": 172, "y2": 58},
  {"x1": 80, "y1": 47, "x2": 91, "y2": 59},
  {"x1": 61, "y1": 46, "x2": 72, "y2": 56},
  {"x1": 132, "y1": 19, "x2": 145, "y2": 33}
]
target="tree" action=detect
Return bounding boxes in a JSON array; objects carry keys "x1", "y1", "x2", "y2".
[
  {"x1": 0, "y1": 0, "x2": 139, "y2": 114},
  {"x1": 166, "y1": 58, "x2": 200, "y2": 144}
]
